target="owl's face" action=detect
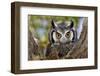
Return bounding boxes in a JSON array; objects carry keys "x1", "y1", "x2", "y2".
[{"x1": 51, "y1": 20, "x2": 75, "y2": 44}]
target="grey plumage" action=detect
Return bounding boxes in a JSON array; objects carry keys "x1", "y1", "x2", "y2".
[{"x1": 46, "y1": 20, "x2": 77, "y2": 59}]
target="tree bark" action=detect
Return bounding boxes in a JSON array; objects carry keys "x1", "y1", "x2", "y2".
[{"x1": 28, "y1": 30, "x2": 40, "y2": 60}]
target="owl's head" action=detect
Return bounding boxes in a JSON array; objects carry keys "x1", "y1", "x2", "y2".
[{"x1": 50, "y1": 20, "x2": 76, "y2": 44}]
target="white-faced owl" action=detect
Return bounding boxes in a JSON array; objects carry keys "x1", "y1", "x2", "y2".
[{"x1": 46, "y1": 20, "x2": 77, "y2": 59}]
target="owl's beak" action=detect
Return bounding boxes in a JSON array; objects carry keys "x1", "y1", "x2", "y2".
[
  {"x1": 60, "y1": 38, "x2": 70, "y2": 44},
  {"x1": 60, "y1": 37, "x2": 67, "y2": 43}
]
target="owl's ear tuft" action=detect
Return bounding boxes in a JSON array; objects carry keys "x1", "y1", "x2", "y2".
[
  {"x1": 51, "y1": 20, "x2": 57, "y2": 28},
  {"x1": 70, "y1": 20, "x2": 74, "y2": 28}
]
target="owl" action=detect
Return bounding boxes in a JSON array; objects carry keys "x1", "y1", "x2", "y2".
[{"x1": 46, "y1": 20, "x2": 77, "y2": 59}]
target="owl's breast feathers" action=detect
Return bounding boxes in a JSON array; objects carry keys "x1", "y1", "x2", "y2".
[{"x1": 46, "y1": 43, "x2": 74, "y2": 59}]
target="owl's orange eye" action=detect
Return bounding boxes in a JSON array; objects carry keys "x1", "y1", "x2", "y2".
[
  {"x1": 56, "y1": 32, "x2": 61, "y2": 39},
  {"x1": 66, "y1": 31, "x2": 71, "y2": 38}
]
